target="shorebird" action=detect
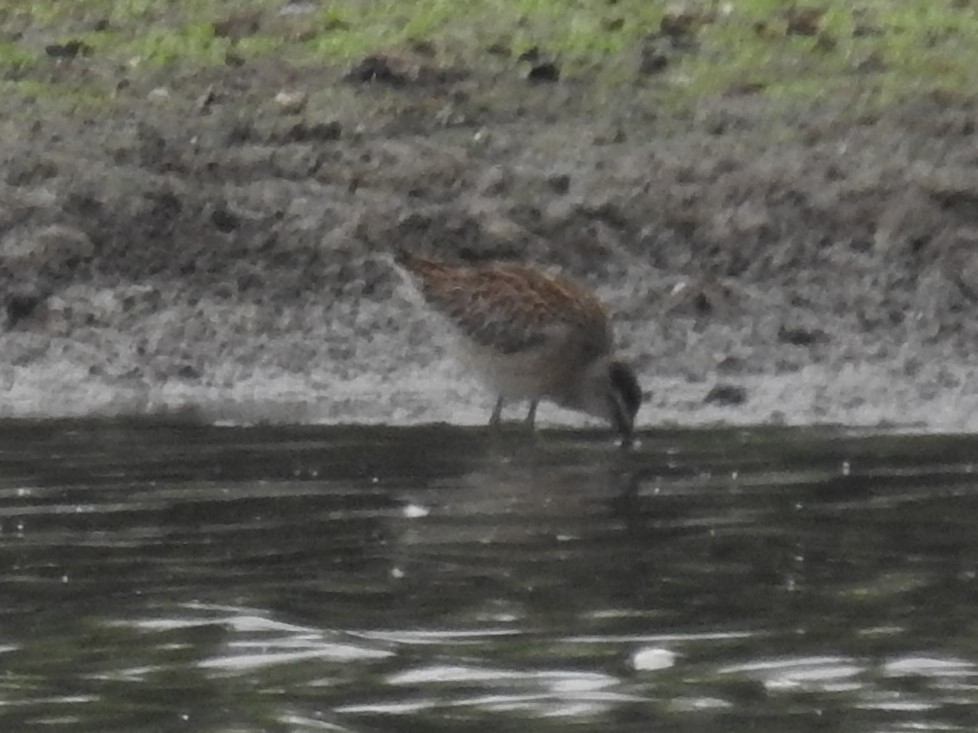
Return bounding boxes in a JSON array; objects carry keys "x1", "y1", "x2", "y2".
[{"x1": 395, "y1": 249, "x2": 642, "y2": 442}]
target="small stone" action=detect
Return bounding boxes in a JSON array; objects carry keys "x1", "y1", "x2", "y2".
[
  {"x1": 547, "y1": 173, "x2": 571, "y2": 194},
  {"x1": 471, "y1": 128, "x2": 492, "y2": 146},
  {"x1": 664, "y1": 277, "x2": 736, "y2": 317},
  {"x1": 45, "y1": 40, "x2": 93, "y2": 59},
  {"x1": 279, "y1": 120, "x2": 342, "y2": 143},
  {"x1": 177, "y1": 364, "x2": 202, "y2": 380},
  {"x1": 716, "y1": 356, "x2": 746, "y2": 374},
  {"x1": 274, "y1": 89, "x2": 308, "y2": 114},
  {"x1": 778, "y1": 325, "x2": 828, "y2": 346},
  {"x1": 704, "y1": 384, "x2": 747, "y2": 406},
  {"x1": 5, "y1": 286, "x2": 48, "y2": 326},
  {"x1": 347, "y1": 54, "x2": 406, "y2": 84},
  {"x1": 343, "y1": 52, "x2": 470, "y2": 85},
  {"x1": 211, "y1": 207, "x2": 240, "y2": 232},
  {"x1": 526, "y1": 61, "x2": 560, "y2": 82}
]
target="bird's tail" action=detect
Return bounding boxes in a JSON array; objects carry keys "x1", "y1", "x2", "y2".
[
  {"x1": 392, "y1": 245, "x2": 417, "y2": 268},
  {"x1": 352, "y1": 213, "x2": 432, "y2": 274},
  {"x1": 392, "y1": 247, "x2": 451, "y2": 279}
]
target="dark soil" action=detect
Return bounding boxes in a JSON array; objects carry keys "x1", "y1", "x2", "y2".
[{"x1": 2, "y1": 55, "x2": 977, "y2": 429}]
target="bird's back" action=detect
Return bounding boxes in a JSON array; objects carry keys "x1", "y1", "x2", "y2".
[{"x1": 395, "y1": 249, "x2": 613, "y2": 359}]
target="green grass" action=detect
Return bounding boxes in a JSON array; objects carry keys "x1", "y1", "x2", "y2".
[
  {"x1": 0, "y1": 0, "x2": 976, "y2": 112},
  {"x1": 0, "y1": 39, "x2": 40, "y2": 69},
  {"x1": 677, "y1": 0, "x2": 978, "y2": 105}
]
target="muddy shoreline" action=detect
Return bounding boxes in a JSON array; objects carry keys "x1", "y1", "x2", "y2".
[{"x1": 1, "y1": 60, "x2": 976, "y2": 430}]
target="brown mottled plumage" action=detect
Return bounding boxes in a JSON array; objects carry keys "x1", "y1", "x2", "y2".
[{"x1": 395, "y1": 249, "x2": 642, "y2": 440}]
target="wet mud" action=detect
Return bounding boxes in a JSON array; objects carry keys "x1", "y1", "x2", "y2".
[{"x1": 1, "y1": 52, "x2": 977, "y2": 429}]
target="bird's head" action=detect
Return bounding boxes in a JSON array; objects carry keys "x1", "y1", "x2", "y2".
[{"x1": 575, "y1": 357, "x2": 643, "y2": 444}]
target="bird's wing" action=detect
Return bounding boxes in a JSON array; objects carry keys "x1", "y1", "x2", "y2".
[{"x1": 425, "y1": 265, "x2": 613, "y2": 358}]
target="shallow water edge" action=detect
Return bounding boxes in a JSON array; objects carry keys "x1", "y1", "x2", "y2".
[{"x1": 1, "y1": 420, "x2": 977, "y2": 732}]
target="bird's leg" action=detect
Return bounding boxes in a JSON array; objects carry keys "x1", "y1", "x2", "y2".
[
  {"x1": 490, "y1": 397, "x2": 504, "y2": 429},
  {"x1": 524, "y1": 399, "x2": 539, "y2": 430}
]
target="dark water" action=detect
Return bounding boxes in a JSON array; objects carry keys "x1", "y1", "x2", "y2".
[{"x1": 1, "y1": 420, "x2": 977, "y2": 732}]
